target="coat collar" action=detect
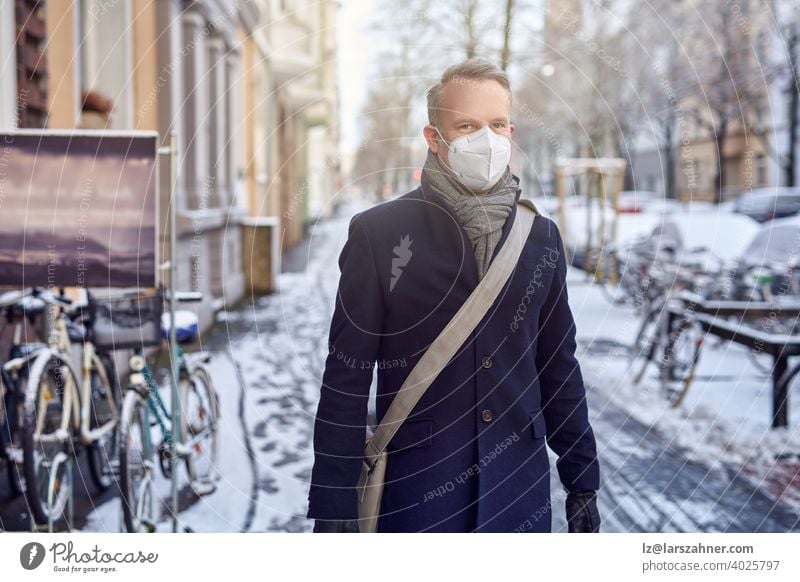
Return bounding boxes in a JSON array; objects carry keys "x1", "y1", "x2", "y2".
[{"x1": 417, "y1": 172, "x2": 524, "y2": 288}]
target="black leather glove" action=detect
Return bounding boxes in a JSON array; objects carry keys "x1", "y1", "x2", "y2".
[
  {"x1": 565, "y1": 488, "x2": 601, "y2": 533},
  {"x1": 312, "y1": 519, "x2": 360, "y2": 533}
]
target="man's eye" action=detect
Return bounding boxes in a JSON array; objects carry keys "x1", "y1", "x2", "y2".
[
  {"x1": 459, "y1": 124, "x2": 473, "y2": 130},
  {"x1": 493, "y1": 122, "x2": 506, "y2": 128}
]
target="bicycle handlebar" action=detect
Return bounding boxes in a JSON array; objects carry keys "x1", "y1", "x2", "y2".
[{"x1": 0, "y1": 286, "x2": 74, "y2": 310}]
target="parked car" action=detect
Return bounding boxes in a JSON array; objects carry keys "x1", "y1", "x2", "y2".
[
  {"x1": 615, "y1": 190, "x2": 658, "y2": 213},
  {"x1": 649, "y1": 209, "x2": 760, "y2": 265},
  {"x1": 739, "y1": 214, "x2": 800, "y2": 268},
  {"x1": 608, "y1": 190, "x2": 684, "y2": 214},
  {"x1": 718, "y1": 214, "x2": 800, "y2": 302},
  {"x1": 732, "y1": 187, "x2": 800, "y2": 222}
]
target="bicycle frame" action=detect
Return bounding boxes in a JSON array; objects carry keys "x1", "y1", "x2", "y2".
[
  {"x1": 131, "y1": 343, "x2": 184, "y2": 457},
  {"x1": 5, "y1": 306, "x2": 118, "y2": 447},
  {"x1": 129, "y1": 342, "x2": 214, "y2": 463},
  {"x1": 2, "y1": 310, "x2": 72, "y2": 444}
]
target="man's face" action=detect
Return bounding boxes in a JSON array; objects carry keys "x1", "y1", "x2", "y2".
[{"x1": 423, "y1": 77, "x2": 515, "y2": 188}]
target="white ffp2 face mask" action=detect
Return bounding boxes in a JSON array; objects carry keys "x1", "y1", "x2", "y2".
[{"x1": 434, "y1": 125, "x2": 512, "y2": 191}]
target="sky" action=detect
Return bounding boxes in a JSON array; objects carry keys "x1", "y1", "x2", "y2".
[{"x1": 336, "y1": 0, "x2": 376, "y2": 166}]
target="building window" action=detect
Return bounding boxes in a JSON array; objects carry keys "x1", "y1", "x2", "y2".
[{"x1": 77, "y1": 0, "x2": 133, "y2": 129}]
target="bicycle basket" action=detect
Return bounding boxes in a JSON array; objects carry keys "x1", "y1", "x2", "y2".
[{"x1": 89, "y1": 288, "x2": 164, "y2": 351}]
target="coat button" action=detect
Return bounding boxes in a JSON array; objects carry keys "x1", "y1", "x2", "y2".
[
  {"x1": 481, "y1": 356, "x2": 493, "y2": 368},
  {"x1": 481, "y1": 409, "x2": 494, "y2": 422}
]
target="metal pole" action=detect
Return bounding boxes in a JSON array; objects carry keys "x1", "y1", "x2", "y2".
[
  {"x1": 773, "y1": 355, "x2": 789, "y2": 429},
  {"x1": 168, "y1": 131, "x2": 179, "y2": 532}
]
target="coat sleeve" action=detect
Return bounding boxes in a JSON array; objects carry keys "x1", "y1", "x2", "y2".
[
  {"x1": 535, "y1": 220, "x2": 600, "y2": 493},
  {"x1": 306, "y1": 213, "x2": 385, "y2": 519}
]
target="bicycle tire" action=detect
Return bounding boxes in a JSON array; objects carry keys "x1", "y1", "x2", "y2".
[
  {"x1": 87, "y1": 352, "x2": 121, "y2": 492},
  {"x1": 118, "y1": 388, "x2": 158, "y2": 533},
  {"x1": 659, "y1": 316, "x2": 704, "y2": 407},
  {"x1": 1, "y1": 369, "x2": 25, "y2": 496},
  {"x1": 5, "y1": 451, "x2": 25, "y2": 496},
  {"x1": 630, "y1": 304, "x2": 663, "y2": 385},
  {"x1": 599, "y1": 283, "x2": 628, "y2": 307},
  {"x1": 22, "y1": 350, "x2": 76, "y2": 526},
  {"x1": 182, "y1": 364, "x2": 220, "y2": 489}
]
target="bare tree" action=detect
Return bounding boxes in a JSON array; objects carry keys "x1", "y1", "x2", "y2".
[
  {"x1": 750, "y1": 0, "x2": 800, "y2": 187},
  {"x1": 353, "y1": 0, "x2": 539, "y2": 194},
  {"x1": 620, "y1": 1, "x2": 689, "y2": 198},
  {"x1": 500, "y1": 0, "x2": 515, "y2": 70},
  {"x1": 680, "y1": 0, "x2": 765, "y2": 203}
]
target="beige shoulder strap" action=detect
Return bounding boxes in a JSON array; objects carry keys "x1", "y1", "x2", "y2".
[{"x1": 364, "y1": 201, "x2": 538, "y2": 465}]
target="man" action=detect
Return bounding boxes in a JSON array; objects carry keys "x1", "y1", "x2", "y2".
[{"x1": 307, "y1": 58, "x2": 601, "y2": 533}]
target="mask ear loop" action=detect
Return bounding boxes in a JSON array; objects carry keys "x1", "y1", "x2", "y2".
[
  {"x1": 431, "y1": 126, "x2": 460, "y2": 179},
  {"x1": 433, "y1": 126, "x2": 454, "y2": 152}
]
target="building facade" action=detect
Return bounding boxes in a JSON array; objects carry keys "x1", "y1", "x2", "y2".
[{"x1": 0, "y1": 0, "x2": 341, "y2": 330}]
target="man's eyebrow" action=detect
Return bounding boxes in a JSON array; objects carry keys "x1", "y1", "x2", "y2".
[
  {"x1": 452, "y1": 116, "x2": 480, "y2": 125},
  {"x1": 452, "y1": 116, "x2": 509, "y2": 124}
]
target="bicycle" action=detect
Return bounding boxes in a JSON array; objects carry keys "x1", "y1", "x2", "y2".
[
  {"x1": 108, "y1": 288, "x2": 220, "y2": 533},
  {"x1": 629, "y1": 296, "x2": 705, "y2": 408},
  {"x1": 597, "y1": 241, "x2": 658, "y2": 312},
  {"x1": 0, "y1": 287, "x2": 120, "y2": 526},
  {"x1": 0, "y1": 288, "x2": 41, "y2": 497}
]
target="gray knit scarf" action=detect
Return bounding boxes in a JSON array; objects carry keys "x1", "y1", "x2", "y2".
[{"x1": 421, "y1": 148, "x2": 519, "y2": 279}]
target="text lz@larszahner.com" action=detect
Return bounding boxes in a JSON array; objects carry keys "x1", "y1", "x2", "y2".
[{"x1": 49, "y1": 541, "x2": 158, "y2": 572}]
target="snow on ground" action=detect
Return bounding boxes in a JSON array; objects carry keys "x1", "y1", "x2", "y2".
[{"x1": 567, "y1": 265, "x2": 800, "y2": 511}]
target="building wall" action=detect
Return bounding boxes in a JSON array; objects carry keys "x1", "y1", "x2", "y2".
[
  {"x1": 132, "y1": 0, "x2": 159, "y2": 132},
  {"x1": 265, "y1": 0, "x2": 341, "y2": 248},
  {"x1": 170, "y1": 1, "x2": 245, "y2": 321},
  {"x1": 15, "y1": 0, "x2": 249, "y2": 332},
  {"x1": 0, "y1": 0, "x2": 17, "y2": 128},
  {"x1": 3, "y1": 0, "x2": 341, "y2": 319}
]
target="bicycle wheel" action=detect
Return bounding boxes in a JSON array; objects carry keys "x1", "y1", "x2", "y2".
[
  {"x1": 87, "y1": 352, "x2": 121, "y2": 492},
  {"x1": 630, "y1": 304, "x2": 664, "y2": 385},
  {"x1": 181, "y1": 364, "x2": 220, "y2": 490},
  {"x1": 659, "y1": 316, "x2": 704, "y2": 407},
  {"x1": 21, "y1": 351, "x2": 76, "y2": 525},
  {"x1": 599, "y1": 279, "x2": 631, "y2": 307},
  {"x1": 118, "y1": 388, "x2": 158, "y2": 533},
  {"x1": 599, "y1": 257, "x2": 635, "y2": 307}
]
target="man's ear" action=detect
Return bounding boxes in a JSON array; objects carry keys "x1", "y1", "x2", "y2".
[
  {"x1": 423, "y1": 124, "x2": 441, "y2": 154},
  {"x1": 509, "y1": 122, "x2": 516, "y2": 137}
]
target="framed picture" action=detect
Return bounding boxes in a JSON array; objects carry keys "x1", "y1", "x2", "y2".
[{"x1": 0, "y1": 129, "x2": 159, "y2": 289}]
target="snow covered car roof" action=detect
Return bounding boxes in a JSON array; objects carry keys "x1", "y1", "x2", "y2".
[
  {"x1": 652, "y1": 210, "x2": 760, "y2": 261},
  {"x1": 741, "y1": 216, "x2": 800, "y2": 266}
]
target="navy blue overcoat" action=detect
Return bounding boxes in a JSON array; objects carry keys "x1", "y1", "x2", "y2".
[{"x1": 307, "y1": 174, "x2": 600, "y2": 532}]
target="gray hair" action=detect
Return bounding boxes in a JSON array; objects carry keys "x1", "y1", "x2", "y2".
[{"x1": 426, "y1": 57, "x2": 512, "y2": 127}]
